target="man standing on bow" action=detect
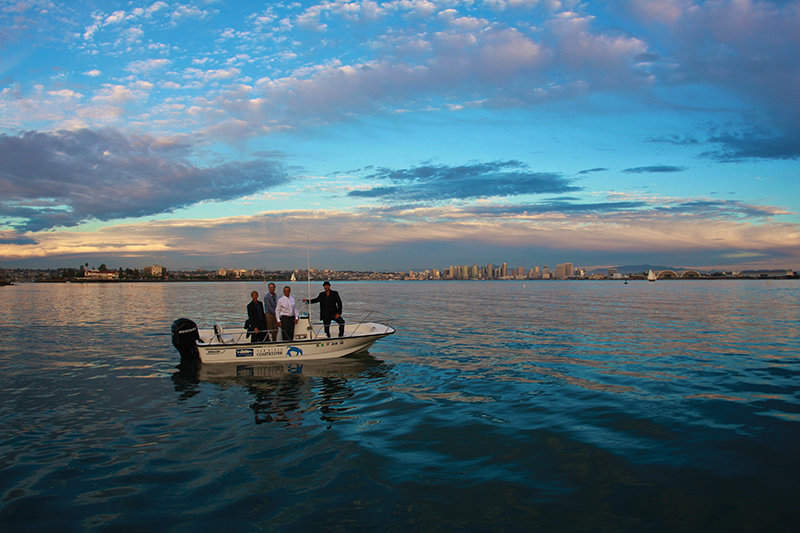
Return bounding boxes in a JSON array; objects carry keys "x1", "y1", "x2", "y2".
[
  {"x1": 304, "y1": 281, "x2": 345, "y2": 338},
  {"x1": 275, "y1": 285, "x2": 299, "y2": 341}
]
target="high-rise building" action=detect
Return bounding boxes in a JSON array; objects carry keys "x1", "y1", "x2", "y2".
[
  {"x1": 556, "y1": 264, "x2": 566, "y2": 279},
  {"x1": 565, "y1": 263, "x2": 574, "y2": 278},
  {"x1": 145, "y1": 264, "x2": 164, "y2": 277}
]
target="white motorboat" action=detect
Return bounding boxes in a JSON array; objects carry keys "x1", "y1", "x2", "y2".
[{"x1": 172, "y1": 311, "x2": 395, "y2": 364}]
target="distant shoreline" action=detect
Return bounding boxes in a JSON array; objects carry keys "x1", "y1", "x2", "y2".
[{"x1": 12, "y1": 275, "x2": 799, "y2": 284}]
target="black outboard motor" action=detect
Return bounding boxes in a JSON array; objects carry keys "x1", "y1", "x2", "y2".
[{"x1": 171, "y1": 318, "x2": 200, "y2": 360}]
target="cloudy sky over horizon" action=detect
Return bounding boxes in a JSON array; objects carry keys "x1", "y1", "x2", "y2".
[{"x1": 1, "y1": 0, "x2": 798, "y2": 271}]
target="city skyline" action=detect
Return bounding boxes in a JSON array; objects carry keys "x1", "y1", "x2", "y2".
[
  {"x1": 1, "y1": 1, "x2": 799, "y2": 272},
  {"x1": 7, "y1": 259, "x2": 795, "y2": 284}
]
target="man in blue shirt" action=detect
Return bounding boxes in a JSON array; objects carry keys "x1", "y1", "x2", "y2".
[{"x1": 263, "y1": 282, "x2": 279, "y2": 341}]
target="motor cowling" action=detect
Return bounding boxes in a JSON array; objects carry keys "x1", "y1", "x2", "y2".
[{"x1": 171, "y1": 318, "x2": 200, "y2": 360}]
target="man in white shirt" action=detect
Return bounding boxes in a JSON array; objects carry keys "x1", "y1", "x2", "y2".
[{"x1": 275, "y1": 286, "x2": 299, "y2": 341}]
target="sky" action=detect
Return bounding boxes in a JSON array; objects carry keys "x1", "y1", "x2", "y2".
[{"x1": 1, "y1": 0, "x2": 799, "y2": 272}]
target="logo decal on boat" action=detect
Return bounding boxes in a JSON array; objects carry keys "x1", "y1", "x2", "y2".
[
  {"x1": 286, "y1": 346, "x2": 303, "y2": 358},
  {"x1": 236, "y1": 348, "x2": 254, "y2": 358},
  {"x1": 315, "y1": 340, "x2": 343, "y2": 347}
]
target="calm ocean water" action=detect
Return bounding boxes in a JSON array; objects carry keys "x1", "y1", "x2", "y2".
[{"x1": 1, "y1": 280, "x2": 799, "y2": 532}]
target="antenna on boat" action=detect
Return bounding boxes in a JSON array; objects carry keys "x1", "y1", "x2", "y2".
[{"x1": 306, "y1": 236, "x2": 311, "y2": 308}]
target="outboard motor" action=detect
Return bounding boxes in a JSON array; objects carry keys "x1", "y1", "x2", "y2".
[{"x1": 171, "y1": 318, "x2": 200, "y2": 360}]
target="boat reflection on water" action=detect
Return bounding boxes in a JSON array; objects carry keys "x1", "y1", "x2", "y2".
[
  {"x1": 172, "y1": 352, "x2": 387, "y2": 425},
  {"x1": 197, "y1": 352, "x2": 382, "y2": 381}
]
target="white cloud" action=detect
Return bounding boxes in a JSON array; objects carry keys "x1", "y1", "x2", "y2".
[
  {"x1": 131, "y1": 81, "x2": 155, "y2": 91},
  {"x1": 104, "y1": 10, "x2": 127, "y2": 25},
  {"x1": 183, "y1": 67, "x2": 241, "y2": 84},
  {"x1": 146, "y1": 1, "x2": 170, "y2": 17},
  {"x1": 119, "y1": 26, "x2": 145, "y2": 45},
  {"x1": 92, "y1": 85, "x2": 136, "y2": 105},
  {"x1": 170, "y1": 4, "x2": 212, "y2": 25},
  {"x1": 547, "y1": 12, "x2": 648, "y2": 77},
  {"x1": 47, "y1": 90, "x2": 84, "y2": 99},
  {"x1": 4, "y1": 205, "x2": 797, "y2": 269},
  {"x1": 126, "y1": 58, "x2": 172, "y2": 74}
]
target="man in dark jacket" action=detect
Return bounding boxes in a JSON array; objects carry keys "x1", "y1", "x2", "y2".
[
  {"x1": 247, "y1": 290, "x2": 268, "y2": 342},
  {"x1": 304, "y1": 281, "x2": 345, "y2": 337}
]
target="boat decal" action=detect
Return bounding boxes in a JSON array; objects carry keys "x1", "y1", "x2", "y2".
[
  {"x1": 315, "y1": 340, "x2": 344, "y2": 347},
  {"x1": 236, "y1": 348, "x2": 254, "y2": 358},
  {"x1": 253, "y1": 346, "x2": 287, "y2": 357},
  {"x1": 286, "y1": 346, "x2": 303, "y2": 358}
]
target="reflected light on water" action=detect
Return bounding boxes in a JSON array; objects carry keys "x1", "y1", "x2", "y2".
[{"x1": 1, "y1": 280, "x2": 799, "y2": 531}]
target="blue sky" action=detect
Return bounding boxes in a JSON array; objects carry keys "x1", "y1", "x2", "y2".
[{"x1": 1, "y1": 0, "x2": 798, "y2": 272}]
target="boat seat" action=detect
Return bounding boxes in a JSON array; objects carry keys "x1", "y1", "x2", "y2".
[{"x1": 213, "y1": 322, "x2": 235, "y2": 344}]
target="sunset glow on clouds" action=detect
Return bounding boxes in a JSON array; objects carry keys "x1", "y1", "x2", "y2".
[{"x1": 1, "y1": 0, "x2": 798, "y2": 271}]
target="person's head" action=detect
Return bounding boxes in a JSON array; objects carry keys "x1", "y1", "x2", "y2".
[
  {"x1": 268, "y1": 282, "x2": 276, "y2": 293},
  {"x1": 323, "y1": 281, "x2": 331, "y2": 292},
  {"x1": 251, "y1": 291, "x2": 259, "y2": 301},
  {"x1": 283, "y1": 286, "x2": 291, "y2": 296}
]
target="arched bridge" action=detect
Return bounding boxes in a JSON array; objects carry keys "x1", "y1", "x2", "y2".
[{"x1": 655, "y1": 270, "x2": 701, "y2": 279}]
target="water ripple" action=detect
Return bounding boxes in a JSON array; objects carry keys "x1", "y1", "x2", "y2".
[{"x1": 1, "y1": 280, "x2": 799, "y2": 531}]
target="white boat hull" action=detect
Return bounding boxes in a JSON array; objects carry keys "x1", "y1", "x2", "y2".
[
  {"x1": 197, "y1": 354, "x2": 379, "y2": 381},
  {"x1": 195, "y1": 318, "x2": 395, "y2": 364}
]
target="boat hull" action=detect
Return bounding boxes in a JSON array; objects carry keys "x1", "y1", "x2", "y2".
[
  {"x1": 195, "y1": 321, "x2": 395, "y2": 364},
  {"x1": 197, "y1": 354, "x2": 380, "y2": 381}
]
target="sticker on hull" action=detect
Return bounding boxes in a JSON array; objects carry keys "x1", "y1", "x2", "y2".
[{"x1": 286, "y1": 346, "x2": 303, "y2": 358}]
